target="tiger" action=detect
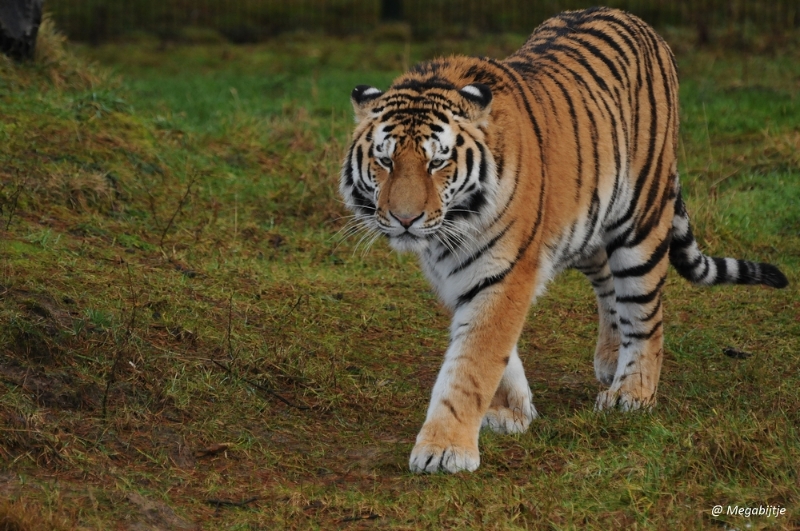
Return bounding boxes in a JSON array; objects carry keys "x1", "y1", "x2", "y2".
[{"x1": 339, "y1": 7, "x2": 788, "y2": 474}]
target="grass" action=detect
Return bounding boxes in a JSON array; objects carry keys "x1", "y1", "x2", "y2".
[{"x1": 0, "y1": 20, "x2": 798, "y2": 530}]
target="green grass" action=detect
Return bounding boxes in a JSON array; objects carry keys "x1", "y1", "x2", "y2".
[{"x1": 0, "y1": 22, "x2": 798, "y2": 530}]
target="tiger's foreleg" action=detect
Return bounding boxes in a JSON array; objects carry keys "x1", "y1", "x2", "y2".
[
  {"x1": 409, "y1": 268, "x2": 537, "y2": 473},
  {"x1": 595, "y1": 225, "x2": 671, "y2": 411}
]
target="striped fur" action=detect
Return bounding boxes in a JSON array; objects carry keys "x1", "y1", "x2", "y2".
[{"x1": 339, "y1": 7, "x2": 788, "y2": 474}]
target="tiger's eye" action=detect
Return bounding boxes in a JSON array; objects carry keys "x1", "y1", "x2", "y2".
[
  {"x1": 380, "y1": 157, "x2": 392, "y2": 167},
  {"x1": 429, "y1": 159, "x2": 445, "y2": 170}
]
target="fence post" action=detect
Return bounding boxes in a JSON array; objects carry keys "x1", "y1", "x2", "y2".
[{"x1": 0, "y1": 0, "x2": 43, "y2": 60}]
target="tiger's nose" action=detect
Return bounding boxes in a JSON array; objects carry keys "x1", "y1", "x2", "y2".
[{"x1": 390, "y1": 211, "x2": 423, "y2": 229}]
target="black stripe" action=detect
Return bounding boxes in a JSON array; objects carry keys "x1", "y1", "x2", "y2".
[
  {"x1": 576, "y1": 185, "x2": 602, "y2": 255},
  {"x1": 696, "y1": 257, "x2": 710, "y2": 282},
  {"x1": 605, "y1": 226, "x2": 633, "y2": 257},
  {"x1": 342, "y1": 144, "x2": 354, "y2": 187},
  {"x1": 738, "y1": 259, "x2": 756, "y2": 283},
  {"x1": 579, "y1": 27, "x2": 632, "y2": 67},
  {"x1": 448, "y1": 191, "x2": 487, "y2": 221},
  {"x1": 489, "y1": 59, "x2": 544, "y2": 144},
  {"x1": 624, "y1": 320, "x2": 662, "y2": 340},
  {"x1": 670, "y1": 227, "x2": 693, "y2": 250},
  {"x1": 465, "y1": 148, "x2": 474, "y2": 181},
  {"x1": 450, "y1": 221, "x2": 515, "y2": 276},
  {"x1": 350, "y1": 187, "x2": 373, "y2": 213},
  {"x1": 452, "y1": 151, "x2": 472, "y2": 198},
  {"x1": 641, "y1": 298, "x2": 662, "y2": 322},
  {"x1": 393, "y1": 77, "x2": 456, "y2": 92},
  {"x1": 430, "y1": 109, "x2": 449, "y2": 123},
  {"x1": 544, "y1": 44, "x2": 612, "y2": 96},
  {"x1": 590, "y1": 273, "x2": 612, "y2": 287},
  {"x1": 684, "y1": 253, "x2": 703, "y2": 270},
  {"x1": 621, "y1": 210, "x2": 660, "y2": 251},
  {"x1": 590, "y1": 14, "x2": 640, "y2": 59},
  {"x1": 355, "y1": 145, "x2": 364, "y2": 179},
  {"x1": 713, "y1": 257, "x2": 728, "y2": 282},
  {"x1": 613, "y1": 236, "x2": 671, "y2": 279},
  {"x1": 568, "y1": 35, "x2": 624, "y2": 84},
  {"x1": 457, "y1": 266, "x2": 513, "y2": 307},
  {"x1": 477, "y1": 143, "x2": 488, "y2": 183},
  {"x1": 616, "y1": 276, "x2": 666, "y2": 304}
]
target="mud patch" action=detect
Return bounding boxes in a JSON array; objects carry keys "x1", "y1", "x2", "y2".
[
  {"x1": 0, "y1": 359, "x2": 101, "y2": 410},
  {"x1": 1, "y1": 288, "x2": 78, "y2": 364},
  {"x1": 151, "y1": 427, "x2": 196, "y2": 469},
  {"x1": 125, "y1": 492, "x2": 197, "y2": 531}
]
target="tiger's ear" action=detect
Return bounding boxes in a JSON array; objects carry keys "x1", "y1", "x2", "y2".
[
  {"x1": 458, "y1": 83, "x2": 492, "y2": 122},
  {"x1": 351, "y1": 85, "x2": 383, "y2": 123}
]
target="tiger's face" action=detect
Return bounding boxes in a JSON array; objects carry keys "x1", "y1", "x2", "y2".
[{"x1": 340, "y1": 82, "x2": 497, "y2": 253}]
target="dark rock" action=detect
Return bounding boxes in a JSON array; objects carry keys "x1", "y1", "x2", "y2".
[{"x1": 0, "y1": 0, "x2": 44, "y2": 61}]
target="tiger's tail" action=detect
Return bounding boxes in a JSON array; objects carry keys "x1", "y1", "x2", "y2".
[{"x1": 669, "y1": 191, "x2": 789, "y2": 289}]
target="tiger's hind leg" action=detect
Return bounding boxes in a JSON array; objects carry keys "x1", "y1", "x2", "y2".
[
  {"x1": 595, "y1": 226, "x2": 670, "y2": 411},
  {"x1": 481, "y1": 345, "x2": 538, "y2": 434},
  {"x1": 575, "y1": 250, "x2": 621, "y2": 387}
]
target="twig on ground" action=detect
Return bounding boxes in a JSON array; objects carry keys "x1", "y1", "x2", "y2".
[
  {"x1": 281, "y1": 295, "x2": 304, "y2": 320},
  {"x1": 340, "y1": 513, "x2": 380, "y2": 523},
  {"x1": 3, "y1": 181, "x2": 25, "y2": 230},
  {"x1": 145, "y1": 188, "x2": 163, "y2": 232},
  {"x1": 211, "y1": 359, "x2": 309, "y2": 410},
  {"x1": 723, "y1": 347, "x2": 753, "y2": 359},
  {"x1": 159, "y1": 178, "x2": 196, "y2": 248},
  {"x1": 195, "y1": 442, "x2": 234, "y2": 458},
  {"x1": 102, "y1": 263, "x2": 137, "y2": 419},
  {"x1": 226, "y1": 290, "x2": 234, "y2": 359},
  {"x1": 205, "y1": 497, "x2": 259, "y2": 509}
]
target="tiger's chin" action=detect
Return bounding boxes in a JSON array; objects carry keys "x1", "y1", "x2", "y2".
[{"x1": 388, "y1": 233, "x2": 430, "y2": 254}]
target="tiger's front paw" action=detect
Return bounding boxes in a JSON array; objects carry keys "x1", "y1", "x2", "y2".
[
  {"x1": 481, "y1": 389, "x2": 538, "y2": 434},
  {"x1": 409, "y1": 442, "x2": 479, "y2": 473},
  {"x1": 595, "y1": 389, "x2": 655, "y2": 412}
]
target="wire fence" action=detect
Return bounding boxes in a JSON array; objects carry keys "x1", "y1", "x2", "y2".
[{"x1": 46, "y1": 0, "x2": 800, "y2": 44}]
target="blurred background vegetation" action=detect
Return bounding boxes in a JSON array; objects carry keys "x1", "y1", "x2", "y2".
[{"x1": 45, "y1": 0, "x2": 800, "y2": 45}]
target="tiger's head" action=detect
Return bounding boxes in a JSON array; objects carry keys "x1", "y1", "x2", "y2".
[{"x1": 340, "y1": 75, "x2": 498, "y2": 254}]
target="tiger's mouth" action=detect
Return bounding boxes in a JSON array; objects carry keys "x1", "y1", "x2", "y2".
[
  {"x1": 387, "y1": 233, "x2": 425, "y2": 253},
  {"x1": 383, "y1": 221, "x2": 437, "y2": 253}
]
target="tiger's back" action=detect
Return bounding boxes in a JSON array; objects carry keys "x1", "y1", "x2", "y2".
[
  {"x1": 339, "y1": 7, "x2": 787, "y2": 474},
  {"x1": 507, "y1": 8, "x2": 679, "y2": 275}
]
